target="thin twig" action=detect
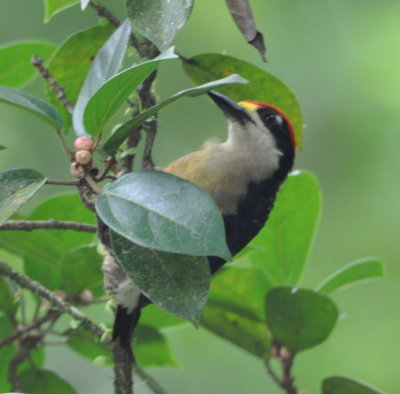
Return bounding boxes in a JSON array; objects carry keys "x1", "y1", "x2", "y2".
[
  {"x1": 31, "y1": 56, "x2": 74, "y2": 114},
  {"x1": 46, "y1": 178, "x2": 80, "y2": 186},
  {"x1": 56, "y1": 130, "x2": 74, "y2": 159},
  {"x1": 0, "y1": 309, "x2": 60, "y2": 348},
  {"x1": 0, "y1": 260, "x2": 107, "y2": 341},
  {"x1": 112, "y1": 341, "x2": 134, "y2": 394},
  {"x1": 0, "y1": 220, "x2": 97, "y2": 233},
  {"x1": 138, "y1": 71, "x2": 158, "y2": 170}
]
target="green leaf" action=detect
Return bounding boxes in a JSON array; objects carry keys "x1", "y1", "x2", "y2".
[
  {"x1": 0, "y1": 145, "x2": 5, "y2": 150},
  {"x1": 96, "y1": 171, "x2": 230, "y2": 259},
  {"x1": 135, "y1": 324, "x2": 179, "y2": 367},
  {"x1": 67, "y1": 328, "x2": 111, "y2": 363},
  {"x1": 247, "y1": 171, "x2": 320, "y2": 285},
  {"x1": 83, "y1": 48, "x2": 177, "y2": 137},
  {"x1": 103, "y1": 73, "x2": 247, "y2": 155},
  {"x1": 60, "y1": 245, "x2": 104, "y2": 298},
  {"x1": 0, "y1": 168, "x2": 46, "y2": 225},
  {"x1": 0, "y1": 194, "x2": 96, "y2": 290},
  {"x1": 73, "y1": 20, "x2": 131, "y2": 136},
  {"x1": 202, "y1": 267, "x2": 272, "y2": 359},
  {"x1": 322, "y1": 376, "x2": 384, "y2": 394},
  {"x1": 316, "y1": 258, "x2": 384, "y2": 294},
  {"x1": 19, "y1": 369, "x2": 77, "y2": 394},
  {"x1": 111, "y1": 232, "x2": 210, "y2": 325},
  {"x1": 44, "y1": 0, "x2": 79, "y2": 22},
  {"x1": 0, "y1": 316, "x2": 16, "y2": 392},
  {"x1": 266, "y1": 287, "x2": 338, "y2": 354},
  {"x1": 183, "y1": 53, "x2": 303, "y2": 147},
  {"x1": 46, "y1": 24, "x2": 115, "y2": 129},
  {"x1": 126, "y1": 0, "x2": 193, "y2": 50},
  {"x1": 0, "y1": 86, "x2": 62, "y2": 129},
  {"x1": 0, "y1": 277, "x2": 18, "y2": 315},
  {"x1": 0, "y1": 42, "x2": 55, "y2": 87}
]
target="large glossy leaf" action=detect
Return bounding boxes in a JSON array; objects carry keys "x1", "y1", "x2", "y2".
[
  {"x1": 0, "y1": 277, "x2": 17, "y2": 315},
  {"x1": 126, "y1": 0, "x2": 193, "y2": 50},
  {"x1": 60, "y1": 245, "x2": 104, "y2": 298},
  {"x1": 0, "y1": 42, "x2": 55, "y2": 87},
  {"x1": 46, "y1": 24, "x2": 115, "y2": 129},
  {"x1": 83, "y1": 48, "x2": 177, "y2": 137},
  {"x1": 0, "y1": 194, "x2": 96, "y2": 290},
  {"x1": 135, "y1": 324, "x2": 179, "y2": 367},
  {"x1": 103, "y1": 73, "x2": 247, "y2": 155},
  {"x1": 0, "y1": 86, "x2": 62, "y2": 129},
  {"x1": 247, "y1": 171, "x2": 320, "y2": 286},
  {"x1": 0, "y1": 168, "x2": 46, "y2": 225},
  {"x1": 96, "y1": 171, "x2": 230, "y2": 259},
  {"x1": 44, "y1": 0, "x2": 79, "y2": 22},
  {"x1": 266, "y1": 287, "x2": 338, "y2": 354},
  {"x1": 225, "y1": 0, "x2": 266, "y2": 61},
  {"x1": 202, "y1": 267, "x2": 272, "y2": 359},
  {"x1": 316, "y1": 258, "x2": 384, "y2": 294},
  {"x1": 19, "y1": 369, "x2": 77, "y2": 394},
  {"x1": 322, "y1": 376, "x2": 384, "y2": 394},
  {"x1": 111, "y1": 232, "x2": 210, "y2": 325},
  {"x1": 73, "y1": 21, "x2": 131, "y2": 136},
  {"x1": 183, "y1": 53, "x2": 303, "y2": 147}
]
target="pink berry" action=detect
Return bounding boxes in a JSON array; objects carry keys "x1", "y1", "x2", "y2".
[
  {"x1": 75, "y1": 150, "x2": 92, "y2": 165},
  {"x1": 74, "y1": 136, "x2": 95, "y2": 151}
]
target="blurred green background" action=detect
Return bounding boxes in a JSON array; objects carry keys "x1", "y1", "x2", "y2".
[{"x1": 1, "y1": 0, "x2": 399, "y2": 393}]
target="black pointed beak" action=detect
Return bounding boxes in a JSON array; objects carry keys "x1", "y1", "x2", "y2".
[{"x1": 208, "y1": 91, "x2": 251, "y2": 124}]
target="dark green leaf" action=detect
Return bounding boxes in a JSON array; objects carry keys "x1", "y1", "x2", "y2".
[
  {"x1": 135, "y1": 324, "x2": 179, "y2": 367},
  {"x1": 126, "y1": 0, "x2": 193, "y2": 50},
  {"x1": 46, "y1": 24, "x2": 115, "y2": 129},
  {"x1": 103, "y1": 73, "x2": 247, "y2": 155},
  {"x1": 19, "y1": 368, "x2": 77, "y2": 394},
  {"x1": 0, "y1": 145, "x2": 5, "y2": 150},
  {"x1": 0, "y1": 277, "x2": 17, "y2": 315},
  {"x1": 60, "y1": 246, "x2": 104, "y2": 298},
  {"x1": 73, "y1": 20, "x2": 131, "y2": 136},
  {"x1": 202, "y1": 267, "x2": 272, "y2": 359},
  {"x1": 111, "y1": 232, "x2": 210, "y2": 325},
  {"x1": 0, "y1": 42, "x2": 55, "y2": 87},
  {"x1": 83, "y1": 48, "x2": 177, "y2": 137},
  {"x1": 183, "y1": 53, "x2": 303, "y2": 147},
  {"x1": 225, "y1": 0, "x2": 266, "y2": 61},
  {"x1": 97, "y1": 171, "x2": 230, "y2": 259},
  {"x1": 0, "y1": 168, "x2": 46, "y2": 225},
  {"x1": 248, "y1": 171, "x2": 320, "y2": 285},
  {"x1": 322, "y1": 376, "x2": 384, "y2": 394},
  {"x1": 0, "y1": 86, "x2": 62, "y2": 129},
  {"x1": 0, "y1": 316, "x2": 16, "y2": 392},
  {"x1": 316, "y1": 258, "x2": 384, "y2": 294},
  {"x1": 67, "y1": 328, "x2": 111, "y2": 363},
  {"x1": 44, "y1": 0, "x2": 79, "y2": 22},
  {"x1": 266, "y1": 287, "x2": 338, "y2": 354}
]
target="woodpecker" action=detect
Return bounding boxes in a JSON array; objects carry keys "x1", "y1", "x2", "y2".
[{"x1": 111, "y1": 91, "x2": 296, "y2": 353}]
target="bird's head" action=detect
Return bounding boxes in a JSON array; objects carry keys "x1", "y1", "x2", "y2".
[{"x1": 208, "y1": 91, "x2": 296, "y2": 160}]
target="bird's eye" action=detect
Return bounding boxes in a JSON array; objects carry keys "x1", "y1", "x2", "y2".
[{"x1": 263, "y1": 113, "x2": 283, "y2": 126}]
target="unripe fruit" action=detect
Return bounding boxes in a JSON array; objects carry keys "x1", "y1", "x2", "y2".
[
  {"x1": 74, "y1": 136, "x2": 95, "y2": 151},
  {"x1": 75, "y1": 150, "x2": 92, "y2": 165}
]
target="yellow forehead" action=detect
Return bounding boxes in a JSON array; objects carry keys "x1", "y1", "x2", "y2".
[{"x1": 237, "y1": 101, "x2": 259, "y2": 111}]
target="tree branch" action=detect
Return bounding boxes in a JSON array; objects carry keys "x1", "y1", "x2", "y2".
[
  {"x1": 0, "y1": 260, "x2": 107, "y2": 341},
  {"x1": 31, "y1": 55, "x2": 74, "y2": 114},
  {"x1": 0, "y1": 309, "x2": 60, "y2": 349},
  {"x1": 46, "y1": 178, "x2": 80, "y2": 186},
  {"x1": 0, "y1": 220, "x2": 97, "y2": 233}
]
